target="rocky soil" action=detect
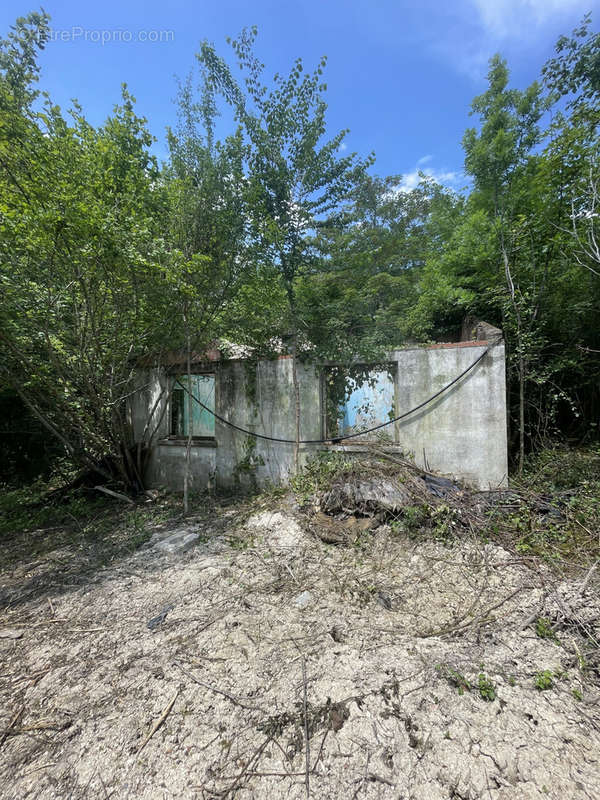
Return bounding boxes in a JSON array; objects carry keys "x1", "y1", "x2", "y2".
[{"x1": 1, "y1": 497, "x2": 599, "y2": 799}]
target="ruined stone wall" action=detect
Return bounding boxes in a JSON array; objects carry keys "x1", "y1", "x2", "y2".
[{"x1": 135, "y1": 341, "x2": 508, "y2": 492}]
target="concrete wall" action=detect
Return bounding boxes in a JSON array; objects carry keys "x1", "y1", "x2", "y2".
[
  {"x1": 215, "y1": 357, "x2": 321, "y2": 491},
  {"x1": 393, "y1": 342, "x2": 508, "y2": 488},
  {"x1": 134, "y1": 341, "x2": 508, "y2": 493}
]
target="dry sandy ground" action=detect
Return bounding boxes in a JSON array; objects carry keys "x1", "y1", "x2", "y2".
[{"x1": 1, "y1": 497, "x2": 599, "y2": 799}]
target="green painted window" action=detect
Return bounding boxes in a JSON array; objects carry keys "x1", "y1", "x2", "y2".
[{"x1": 170, "y1": 374, "x2": 215, "y2": 437}]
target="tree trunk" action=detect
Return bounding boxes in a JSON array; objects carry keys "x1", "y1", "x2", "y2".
[
  {"x1": 286, "y1": 284, "x2": 301, "y2": 474},
  {"x1": 183, "y1": 321, "x2": 192, "y2": 514},
  {"x1": 501, "y1": 238, "x2": 525, "y2": 475},
  {"x1": 291, "y1": 331, "x2": 300, "y2": 473},
  {"x1": 518, "y1": 354, "x2": 525, "y2": 475}
]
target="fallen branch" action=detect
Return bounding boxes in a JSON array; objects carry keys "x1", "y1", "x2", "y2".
[
  {"x1": 422, "y1": 584, "x2": 531, "y2": 638},
  {"x1": 366, "y1": 447, "x2": 441, "y2": 479},
  {"x1": 206, "y1": 735, "x2": 273, "y2": 798},
  {"x1": 311, "y1": 728, "x2": 328, "y2": 773},
  {"x1": 137, "y1": 688, "x2": 178, "y2": 755},
  {"x1": 213, "y1": 771, "x2": 306, "y2": 779},
  {"x1": 368, "y1": 772, "x2": 395, "y2": 787},
  {"x1": 0, "y1": 705, "x2": 24, "y2": 749},
  {"x1": 172, "y1": 661, "x2": 260, "y2": 711},
  {"x1": 94, "y1": 485, "x2": 135, "y2": 504}
]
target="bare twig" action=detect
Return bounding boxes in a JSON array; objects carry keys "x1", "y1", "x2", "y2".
[
  {"x1": 422, "y1": 584, "x2": 532, "y2": 638},
  {"x1": 21, "y1": 762, "x2": 57, "y2": 776},
  {"x1": 311, "y1": 728, "x2": 328, "y2": 773},
  {"x1": 94, "y1": 486, "x2": 135, "y2": 505},
  {"x1": 0, "y1": 705, "x2": 24, "y2": 749},
  {"x1": 137, "y1": 689, "x2": 178, "y2": 755},
  {"x1": 206, "y1": 735, "x2": 273, "y2": 798},
  {"x1": 368, "y1": 772, "x2": 394, "y2": 786},
  {"x1": 172, "y1": 661, "x2": 260, "y2": 711}
]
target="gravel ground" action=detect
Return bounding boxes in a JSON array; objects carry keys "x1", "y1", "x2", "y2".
[{"x1": 1, "y1": 498, "x2": 599, "y2": 799}]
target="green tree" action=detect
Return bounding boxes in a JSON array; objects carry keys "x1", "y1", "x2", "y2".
[
  {"x1": 299, "y1": 175, "x2": 460, "y2": 360},
  {"x1": 542, "y1": 15, "x2": 600, "y2": 278},
  {"x1": 458, "y1": 55, "x2": 545, "y2": 471},
  {"x1": 199, "y1": 28, "x2": 373, "y2": 467},
  {"x1": 163, "y1": 73, "x2": 258, "y2": 508},
  {"x1": 0, "y1": 13, "x2": 179, "y2": 490}
]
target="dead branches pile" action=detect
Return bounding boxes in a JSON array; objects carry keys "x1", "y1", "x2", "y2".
[{"x1": 305, "y1": 448, "x2": 586, "y2": 557}]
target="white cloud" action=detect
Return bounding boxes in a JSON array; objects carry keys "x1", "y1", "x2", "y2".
[
  {"x1": 339, "y1": 142, "x2": 348, "y2": 151},
  {"x1": 428, "y1": 0, "x2": 590, "y2": 80},
  {"x1": 470, "y1": 0, "x2": 588, "y2": 39},
  {"x1": 399, "y1": 161, "x2": 462, "y2": 193}
]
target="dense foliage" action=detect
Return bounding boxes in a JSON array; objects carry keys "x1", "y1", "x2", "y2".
[{"x1": 0, "y1": 11, "x2": 598, "y2": 489}]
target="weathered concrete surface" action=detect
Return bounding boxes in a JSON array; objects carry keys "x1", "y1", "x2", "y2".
[
  {"x1": 215, "y1": 358, "x2": 321, "y2": 491},
  {"x1": 393, "y1": 342, "x2": 508, "y2": 489},
  {"x1": 145, "y1": 442, "x2": 216, "y2": 494},
  {"x1": 136, "y1": 341, "x2": 507, "y2": 492}
]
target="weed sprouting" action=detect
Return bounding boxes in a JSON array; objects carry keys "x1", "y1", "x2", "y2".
[
  {"x1": 478, "y1": 673, "x2": 496, "y2": 702},
  {"x1": 436, "y1": 664, "x2": 471, "y2": 695},
  {"x1": 534, "y1": 670, "x2": 554, "y2": 691},
  {"x1": 290, "y1": 452, "x2": 354, "y2": 503},
  {"x1": 535, "y1": 617, "x2": 559, "y2": 642}
]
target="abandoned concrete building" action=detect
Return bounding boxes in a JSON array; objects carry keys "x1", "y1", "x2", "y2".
[{"x1": 131, "y1": 323, "x2": 508, "y2": 492}]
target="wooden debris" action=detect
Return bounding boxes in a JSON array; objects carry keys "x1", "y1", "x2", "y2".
[
  {"x1": 94, "y1": 485, "x2": 135, "y2": 505},
  {"x1": 137, "y1": 688, "x2": 178, "y2": 755},
  {"x1": 301, "y1": 655, "x2": 310, "y2": 798}
]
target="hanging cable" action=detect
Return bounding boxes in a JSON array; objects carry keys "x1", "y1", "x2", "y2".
[{"x1": 173, "y1": 346, "x2": 490, "y2": 445}]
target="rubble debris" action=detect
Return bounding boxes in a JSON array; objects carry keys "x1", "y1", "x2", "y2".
[
  {"x1": 320, "y1": 478, "x2": 411, "y2": 515},
  {"x1": 308, "y1": 512, "x2": 376, "y2": 545},
  {"x1": 152, "y1": 529, "x2": 199, "y2": 557},
  {"x1": 147, "y1": 604, "x2": 174, "y2": 631},
  {"x1": 245, "y1": 511, "x2": 304, "y2": 553},
  {"x1": 2, "y1": 463, "x2": 599, "y2": 800},
  {"x1": 294, "y1": 590, "x2": 313, "y2": 610},
  {"x1": 424, "y1": 474, "x2": 459, "y2": 497},
  {"x1": 376, "y1": 590, "x2": 393, "y2": 610},
  {"x1": 330, "y1": 624, "x2": 346, "y2": 643}
]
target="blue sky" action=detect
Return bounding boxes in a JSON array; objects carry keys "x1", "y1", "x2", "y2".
[{"x1": 1, "y1": 1, "x2": 597, "y2": 188}]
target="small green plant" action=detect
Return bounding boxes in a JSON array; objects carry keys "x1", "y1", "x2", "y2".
[
  {"x1": 430, "y1": 504, "x2": 460, "y2": 540},
  {"x1": 574, "y1": 647, "x2": 587, "y2": 672},
  {"x1": 535, "y1": 617, "x2": 558, "y2": 642},
  {"x1": 227, "y1": 532, "x2": 252, "y2": 551},
  {"x1": 507, "y1": 675, "x2": 516, "y2": 687},
  {"x1": 401, "y1": 504, "x2": 429, "y2": 535},
  {"x1": 483, "y1": 446, "x2": 600, "y2": 567},
  {"x1": 478, "y1": 673, "x2": 496, "y2": 702},
  {"x1": 437, "y1": 664, "x2": 471, "y2": 695},
  {"x1": 534, "y1": 670, "x2": 554, "y2": 691},
  {"x1": 290, "y1": 452, "x2": 351, "y2": 503},
  {"x1": 572, "y1": 688, "x2": 583, "y2": 701}
]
